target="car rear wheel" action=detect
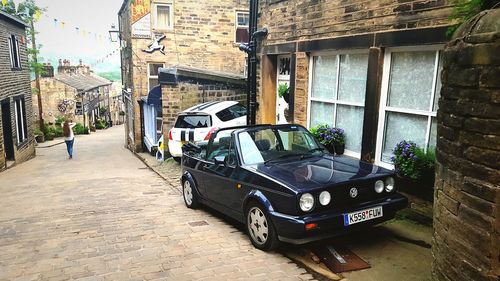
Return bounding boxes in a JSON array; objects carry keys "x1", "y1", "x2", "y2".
[
  {"x1": 246, "y1": 202, "x2": 279, "y2": 251},
  {"x1": 173, "y1": 157, "x2": 181, "y2": 164},
  {"x1": 182, "y1": 179, "x2": 199, "y2": 209}
]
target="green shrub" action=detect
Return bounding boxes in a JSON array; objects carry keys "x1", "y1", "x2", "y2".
[
  {"x1": 55, "y1": 116, "x2": 66, "y2": 126},
  {"x1": 73, "y1": 123, "x2": 85, "y2": 135},
  {"x1": 391, "y1": 140, "x2": 436, "y2": 183},
  {"x1": 95, "y1": 119, "x2": 107, "y2": 130},
  {"x1": 34, "y1": 128, "x2": 44, "y2": 137}
]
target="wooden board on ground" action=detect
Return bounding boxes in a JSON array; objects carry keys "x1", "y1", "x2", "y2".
[{"x1": 311, "y1": 245, "x2": 371, "y2": 273}]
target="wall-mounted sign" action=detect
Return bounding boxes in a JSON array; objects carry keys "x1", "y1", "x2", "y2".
[{"x1": 131, "y1": 0, "x2": 151, "y2": 38}]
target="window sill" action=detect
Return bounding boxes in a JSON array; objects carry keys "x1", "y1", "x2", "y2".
[{"x1": 10, "y1": 67, "x2": 22, "y2": 71}]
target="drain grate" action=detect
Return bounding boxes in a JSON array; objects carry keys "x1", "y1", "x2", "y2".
[{"x1": 188, "y1": 220, "x2": 209, "y2": 227}]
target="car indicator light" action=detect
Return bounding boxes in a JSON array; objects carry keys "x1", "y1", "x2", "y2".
[
  {"x1": 319, "y1": 191, "x2": 331, "y2": 206},
  {"x1": 385, "y1": 177, "x2": 395, "y2": 192},
  {"x1": 299, "y1": 193, "x2": 314, "y2": 212},
  {"x1": 168, "y1": 130, "x2": 173, "y2": 140},
  {"x1": 374, "y1": 180, "x2": 384, "y2": 193},
  {"x1": 305, "y1": 223, "x2": 318, "y2": 231}
]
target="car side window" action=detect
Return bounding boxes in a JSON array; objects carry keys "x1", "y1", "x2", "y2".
[
  {"x1": 206, "y1": 130, "x2": 233, "y2": 162},
  {"x1": 215, "y1": 104, "x2": 247, "y2": 122}
]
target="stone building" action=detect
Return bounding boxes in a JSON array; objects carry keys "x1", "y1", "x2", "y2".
[
  {"x1": 0, "y1": 10, "x2": 35, "y2": 171},
  {"x1": 433, "y1": 8, "x2": 499, "y2": 281},
  {"x1": 255, "y1": 0, "x2": 453, "y2": 169},
  {"x1": 31, "y1": 60, "x2": 112, "y2": 129},
  {"x1": 118, "y1": 0, "x2": 249, "y2": 153}
]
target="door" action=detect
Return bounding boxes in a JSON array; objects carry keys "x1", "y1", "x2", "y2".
[
  {"x1": 201, "y1": 129, "x2": 241, "y2": 214},
  {"x1": 276, "y1": 55, "x2": 291, "y2": 124},
  {"x1": 1, "y1": 101, "x2": 14, "y2": 160}
]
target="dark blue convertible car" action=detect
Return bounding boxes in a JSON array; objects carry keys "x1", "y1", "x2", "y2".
[{"x1": 180, "y1": 124, "x2": 408, "y2": 251}]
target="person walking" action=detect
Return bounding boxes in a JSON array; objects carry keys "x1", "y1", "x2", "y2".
[{"x1": 63, "y1": 120, "x2": 76, "y2": 159}]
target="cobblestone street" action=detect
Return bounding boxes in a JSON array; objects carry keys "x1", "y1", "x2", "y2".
[{"x1": 0, "y1": 125, "x2": 315, "y2": 281}]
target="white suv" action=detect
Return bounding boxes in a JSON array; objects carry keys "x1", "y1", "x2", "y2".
[{"x1": 168, "y1": 101, "x2": 247, "y2": 160}]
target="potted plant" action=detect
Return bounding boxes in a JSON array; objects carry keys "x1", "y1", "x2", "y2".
[
  {"x1": 310, "y1": 124, "x2": 346, "y2": 155},
  {"x1": 278, "y1": 83, "x2": 290, "y2": 103},
  {"x1": 391, "y1": 140, "x2": 436, "y2": 200},
  {"x1": 34, "y1": 128, "x2": 45, "y2": 143}
]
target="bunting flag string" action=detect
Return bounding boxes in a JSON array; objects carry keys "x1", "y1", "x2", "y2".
[
  {"x1": 90, "y1": 46, "x2": 122, "y2": 67},
  {"x1": 39, "y1": 12, "x2": 112, "y2": 44}
]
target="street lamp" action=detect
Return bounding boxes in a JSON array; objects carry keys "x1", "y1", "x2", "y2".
[{"x1": 108, "y1": 23, "x2": 120, "y2": 42}]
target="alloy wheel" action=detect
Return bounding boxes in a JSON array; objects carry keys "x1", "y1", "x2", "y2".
[
  {"x1": 247, "y1": 206, "x2": 269, "y2": 245},
  {"x1": 183, "y1": 180, "x2": 193, "y2": 206}
]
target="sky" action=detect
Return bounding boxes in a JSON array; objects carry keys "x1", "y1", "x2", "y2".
[{"x1": 18, "y1": 0, "x2": 124, "y2": 73}]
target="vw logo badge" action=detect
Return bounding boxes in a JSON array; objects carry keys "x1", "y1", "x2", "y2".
[{"x1": 349, "y1": 187, "x2": 358, "y2": 198}]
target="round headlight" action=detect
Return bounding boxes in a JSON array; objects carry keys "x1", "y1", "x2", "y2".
[
  {"x1": 299, "y1": 193, "x2": 315, "y2": 212},
  {"x1": 385, "y1": 177, "x2": 395, "y2": 192},
  {"x1": 319, "y1": 191, "x2": 331, "y2": 206},
  {"x1": 374, "y1": 180, "x2": 384, "y2": 193}
]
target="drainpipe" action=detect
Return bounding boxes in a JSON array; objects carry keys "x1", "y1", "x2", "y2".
[{"x1": 241, "y1": 0, "x2": 267, "y2": 125}]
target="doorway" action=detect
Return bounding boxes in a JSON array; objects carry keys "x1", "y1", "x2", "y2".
[
  {"x1": 276, "y1": 55, "x2": 291, "y2": 124},
  {"x1": 1, "y1": 101, "x2": 15, "y2": 160}
]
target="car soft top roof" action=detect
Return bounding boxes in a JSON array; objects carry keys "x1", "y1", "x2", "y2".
[{"x1": 181, "y1": 101, "x2": 239, "y2": 115}]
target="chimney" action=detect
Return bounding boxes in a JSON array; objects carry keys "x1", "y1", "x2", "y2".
[
  {"x1": 79, "y1": 59, "x2": 83, "y2": 66},
  {"x1": 41, "y1": 62, "x2": 54, "y2": 78}
]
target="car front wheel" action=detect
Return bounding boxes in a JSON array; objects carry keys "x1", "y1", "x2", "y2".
[
  {"x1": 182, "y1": 179, "x2": 199, "y2": 209},
  {"x1": 246, "y1": 202, "x2": 279, "y2": 251}
]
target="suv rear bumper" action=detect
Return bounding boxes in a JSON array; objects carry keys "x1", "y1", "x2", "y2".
[{"x1": 168, "y1": 140, "x2": 183, "y2": 157}]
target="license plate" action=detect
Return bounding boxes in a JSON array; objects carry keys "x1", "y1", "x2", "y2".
[{"x1": 344, "y1": 206, "x2": 383, "y2": 226}]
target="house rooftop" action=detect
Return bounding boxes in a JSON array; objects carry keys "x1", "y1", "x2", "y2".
[
  {"x1": 0, "y1": 9, "x2": 28, "y2": 28},
  {"x1": 55, "y1": 73, "x2": 112, "y2": 93}
]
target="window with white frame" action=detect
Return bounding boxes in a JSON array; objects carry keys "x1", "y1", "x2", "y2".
[
  {"x1": 14, "y1": 98, "x2": 28, "y2": 143},
  {"x1": 154, "y1": 3, "x2": 173, "y2": 29},
  {"x1": 376, "y1": 47, "x2": 442, "y2": 167},
  {"x1": 8, "y1": 35, "x2": 21, "y2": 69},
  {"x1": 308, "y1": 52, "x2": 369, "y2": 157},
  {"x1": 235, "y1": 11, "x2": 249, "y2": 43},
  {"x1": 148, "y1": 63, "x2": 164, "y2": 91}
]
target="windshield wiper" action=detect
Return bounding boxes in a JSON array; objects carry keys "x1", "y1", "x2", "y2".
[
  {"x1": 264, "y1": 153, "x2": 307, "y2": 165},
  {"x1": 308, "y1": 147, "x2": 325, "y2": 154}
]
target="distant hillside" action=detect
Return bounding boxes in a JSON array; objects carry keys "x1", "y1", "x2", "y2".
[{"x1": 96, "y1": 72, "x2": 121, "y2": 82}]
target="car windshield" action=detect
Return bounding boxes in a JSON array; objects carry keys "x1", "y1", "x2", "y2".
[
  {"x1": 174, "y1": 114, "x2": 211, "y2": 128},
  {"x1": 237, "y1": 126, "x2": 324, "y2": 165}
]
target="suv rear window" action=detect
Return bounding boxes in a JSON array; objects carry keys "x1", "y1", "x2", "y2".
[
  {"x1": 174, "y1": 114, "x2": 211, "y2": 128},
  {"x1": 215, "y1": 104, "x2": 247, "y2": 122}
]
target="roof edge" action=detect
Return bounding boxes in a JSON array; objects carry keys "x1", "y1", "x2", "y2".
[{"x1": 0, "y1": 9, "x2": 28, "y2": 27}]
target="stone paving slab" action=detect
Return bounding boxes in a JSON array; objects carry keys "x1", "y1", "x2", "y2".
[{"x1": 0, "y1": 125, "x2": 316, "y2": 281}]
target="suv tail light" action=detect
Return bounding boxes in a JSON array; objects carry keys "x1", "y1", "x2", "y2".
[
  {"x1": 204, "y1": 127, "x2": 218, "y2": 141},
  {"x1": 168, "y1": 130, "x2": 173, "y2": 140}
]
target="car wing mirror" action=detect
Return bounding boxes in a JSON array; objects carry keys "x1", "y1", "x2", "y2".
[{"x1": 214, "y1": 156, "x2": 226, "y2": 166}]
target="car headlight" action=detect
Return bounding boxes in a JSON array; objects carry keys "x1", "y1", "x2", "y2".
[
  {"x1": 299, "y1": 193, "x2": 314, "y2": 212},
  {"x1": 385, "y1": 177, "x2": 395, "y2": 192},
  {"x1": 319, "y1": 191, "x2": 331, "y2": 206},
  {"x1": 374, "y1": 180, "x2": 384, "y2": 193}
]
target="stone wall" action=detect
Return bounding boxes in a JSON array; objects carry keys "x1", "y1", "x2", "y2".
[
  {"x1": 258, "y1": 0, "x2": 452, "y2": 44},
  {"x1": 119, "y1": 0, "x2": 249, "y2": 151},
  {"x1": 432, "y1": 9, "x2": 500, "y2": 281},
  {"x1": 0, "y1": 16, "x2": 35, "y2": 170},
  {"x1": 161, "y1": 82, "x2": 246, "y2": 138},
  {"x1": 31, "y1": 78, "x2": 82, "y2": 125}
]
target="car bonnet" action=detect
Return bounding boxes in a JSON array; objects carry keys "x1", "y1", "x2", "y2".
[{"x1": 253, "y1": 155, "x2": 394, "y2": 192}]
